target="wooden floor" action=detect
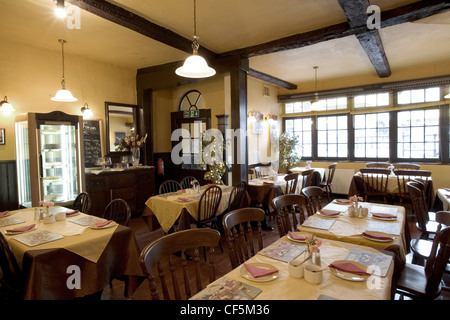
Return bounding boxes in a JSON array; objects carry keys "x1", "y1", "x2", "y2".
[{"x1": 101, "y1": 198, "x2": 450, "y2": 301}]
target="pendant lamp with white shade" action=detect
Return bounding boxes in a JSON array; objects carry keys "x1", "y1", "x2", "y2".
[
  {"x1": 175, "y1": 0, "x2": 215, "y2": 78},
  {"x1": 51, "y1": 39, "x2": 77, "y2": 102}
]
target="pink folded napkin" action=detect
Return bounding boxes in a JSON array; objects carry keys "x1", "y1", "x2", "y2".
[
  {"x1": 95, "y1": 220, "x2": 113, "y2": 228},
  {"x1": 244, "y1": 263, "x2": 278, "y2": 278},
  {"x1": 372, "y1": 213, "x2": 396, "y2": 219},
  {"x1": 178, "y1": 197, "x2": 191, "y2": 202},
  {"x1": 65, "y1": 210, "x2": 79, "y2": 216},
  {"x1": 319, "y1": 209, "x2": 340, "y2": 216},
  {"x1": 288, "y1": 231, "x2": 306, "y2": 240},
  {"x1": 362, "y1": 232, "x2": 393, "y2": 241},
  {"x1": 444, "y1": 188, "x2": 450, "y2": 192},
  {"x1": 335, "y1": 199, "x2": 351, "y2": 204},
  {"x1": 263, "y1": 181, "x2": 274, "y2": 185},
  {"x1": 329, "y1": 262, "x2": 370, "y2": 276},
  {"x1": 6, "y1": 224, "x2": 36, "y2": 233},
  {"x1": 0, "y1": 211, "x2": 9, "y2": 217}
]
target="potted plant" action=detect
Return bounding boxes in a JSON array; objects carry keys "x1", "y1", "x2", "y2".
[{"x1": 277, "y1": 131, "x2": 301, "y2": 172}]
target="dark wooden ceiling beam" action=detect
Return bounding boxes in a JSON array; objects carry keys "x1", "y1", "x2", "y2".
[
  {"x1": 247, "y1": 69, "x2": 297, "y2": 90},
  {"x1": 218, "y1": 0, "x2": 450, "y2": 59},
  {"x1": 337, "y1": 0, "x2": 391, "y2": 77},
  {"x1": 65, "y1": 0, "x2": 217, "y2": 61}
]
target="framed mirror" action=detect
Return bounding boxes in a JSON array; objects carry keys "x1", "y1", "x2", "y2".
[{"x1": 105, "y1": 101, "x2": 138, "y2": 155}]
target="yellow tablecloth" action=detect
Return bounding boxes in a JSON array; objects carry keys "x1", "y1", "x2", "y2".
[
  {"x1": 145, "y1": 185, "x2": 233, "y2": 233},
  {"x1": 192, "y1": 237, "x2": 395, "y2": 300},
  {"x1": 299, "y1": 201, "x2": 407, "y2": 262},
  {"x1": 1, "y1": 207, "x2": 117, "y2": 266}
]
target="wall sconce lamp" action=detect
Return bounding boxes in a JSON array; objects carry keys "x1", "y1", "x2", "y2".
[
  {"x1": 248, "y1": 111, "x2": 256, "y2": 122},
  {"x1": 81, "y1": 103, "x2": 93, "y2": 118},
  {"x1": 0, "y1": 96, "x2": 15, "y2": 113},
  {"x1": 265, "y1": 114, "x2": 277, "y2": 123}
]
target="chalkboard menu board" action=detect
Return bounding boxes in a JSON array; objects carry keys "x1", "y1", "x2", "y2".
[{"x1": 83, "y1": 120, "x2": 103, "y2": 168}]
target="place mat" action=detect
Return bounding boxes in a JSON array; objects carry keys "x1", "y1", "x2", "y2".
[
  {"x1": 191, "y1": 277, "x2": 261, "y2": 300},
  {"x1": 302, "y1": 216, "x2": 336, "y2": 230},
  {"x1": 0, "y1": 217, "x2": 26, "y2": 228},
  {"x1": 322, "y1": 203, "x2": 349, "y2": 212},
  {"x1": 344, "y1": 248, "x2": 393, "y2": 277},
  {"x1": 14, "y1": 230, "x2": 63, "y2": 247},
  {"x1": 69, "y1": 215, "x2": 108, "y2": 227},
  {"x1": 258, "y1": 240, "x2": 306, "y2": 263},
  {"x1": 366, "y1": 220, "x2": 401, "y2": 236}
]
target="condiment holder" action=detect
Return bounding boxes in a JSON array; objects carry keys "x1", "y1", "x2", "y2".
[
  {"x1": 288, "y1": 259, "x2": 305, "y2": 279},
  {"x1": 55, "y1": 212, "x2": 66, "y2": 221},
  {"x1": 304, "y1": 264, "x2": 323, "y2": 284},
  {"x1": 43, "y1": 214, "x2": 56, "y2": 224}
]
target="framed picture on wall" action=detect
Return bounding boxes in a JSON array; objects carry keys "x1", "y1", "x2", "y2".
[
  {"x1": 115, "y1": 132, "x2": 125, "y2": 144},
  {"x1": 0, "y1": 129, "x2": 4, "y2": 145}
]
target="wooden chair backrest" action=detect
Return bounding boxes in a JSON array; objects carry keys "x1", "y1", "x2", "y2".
[
  {"x1": 359, "y1": 168, "x2": 390, "y2": 194},
  {"x1": 222, "y1": 208, "x2": 265, "y2": 269},
  {"x1": 407, "y1": 182, "x2": 430, "y2": 231},
  {"x1": 72, "y1": 192, "x2": 91, "y2": 214},
  {"x1": 284, "y1": 172, "x2": 299, "y2": 194},
  {"x1": 139, "y1": 228, "x2": 220, "y2": 300},
  {"x1": 366, "y1": 162, "x2": 391, "y2": 168},
  {"x1": 272, "y1": 194, "x2": 309, "y2": 238},
  {"x1": 197, "y1": 186, "x2": 222, "y2": 223},
  {"x1": 159, "y1": 180, "x2": 182, "y2": 194},
  {"x1": 395, "y1": 169, "x2": 431, "y2": 197},
  {"x1": 302, "y1": 186, "x2": 324, "y2": 217},
  {"x1": 393, "y1": 163, "x2": 420, "y2": 170},
  {"x1": 301, "y1": 169, "x2": 315, "y2": 189},
  {"x1": 103, "y1": 198, "x2": 131, "y2": 226},
  {"x1": 180, "y1": 176, "x2": 199, "y2": 189},
  {"x1": 326, "y1": 163, "x2": 337, "y2": 185},
  {"x1": 227, "y1": 181, "x2": 248, "y2": 212}
]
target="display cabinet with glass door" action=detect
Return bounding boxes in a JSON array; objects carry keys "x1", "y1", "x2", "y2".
[{"x1": 15, "y1": 111, "x2": 85, "y2": 208}]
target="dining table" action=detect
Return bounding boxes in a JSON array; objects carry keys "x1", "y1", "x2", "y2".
[
  {"x1": 436, "y1": 188, "x2": 450, "y2": 211},
  {"x1": 288, "y1": 166, "x2": 326, "y2": 186},
  {"x1": 191, "y1": 234, "x2": 398, "y2": 300},
  {"x1": 0, "y1": 206, "x2": 145, "y2": 300},
  {"x1": 298, "y1": 200, "x2": 408, "y2": 264},
  {"x1": 144, "y1": 184, "x2": 233, "y2": 234},
  {"x1": 348, "y1": 171, "x2": 435, "y2": 209}
]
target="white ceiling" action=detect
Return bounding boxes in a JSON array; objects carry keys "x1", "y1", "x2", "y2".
[{"x1": 1, "y1": 0, "x2": 449, "y2": 93}]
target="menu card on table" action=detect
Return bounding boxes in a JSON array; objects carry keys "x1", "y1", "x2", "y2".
[
  {"x1": 258, "y1": 240, "x2": 307, "y2": 263},
  {"x1": 344, "y1": 248, "x2": 393, "y2": 277},
  {"x1": 69, "y1": 215, "x2": 107, "y2": 227},
  {"x1": 0, "y1": 217, "x2": 26, "y2": 228},
  {"x1": 192, "y1": 277, "x2": 261, "y2": 300},
  {"x1": 366, "y1": 220, "x2": 401, "y2": 236},
  {"x1": 322, "y1": 203, "x2": 349, "y2": 212},
  {"x1": 302, "y1": 216, "x2": 336, "y2": 230},
  {"x1": 369, "y1": 206, "x2": 398, "y2": 217},
  {"x1": 14, "y1": 230, "x2": 63, "y2": 247}
]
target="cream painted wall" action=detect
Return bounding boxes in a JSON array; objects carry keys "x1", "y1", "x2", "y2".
[
  {"x1": 0, "y1": 37, "x2": 137, "y2": 161},
  {"x1": 247, "y1": 78, "x2": 281, "y2": 165}
]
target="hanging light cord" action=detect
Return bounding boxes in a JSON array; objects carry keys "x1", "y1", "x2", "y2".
[
  {"x1": 314, "y1": 66, "x2": 319, "y2": 101},
  {"x1": 59, "y1": 39, "x2": 67, "y2": 89},
  {"x1": 191, "y1": 0, "x2": 199, "y2": 54}
]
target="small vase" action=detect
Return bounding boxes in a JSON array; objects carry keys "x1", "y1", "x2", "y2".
[{"x1": 131, "y1": 147, "x2": 140, "y2": 167}]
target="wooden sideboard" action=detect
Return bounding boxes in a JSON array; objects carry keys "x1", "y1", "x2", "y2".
[{"x1": 85, "y1": 166, "x2": 155, "y2": 217}]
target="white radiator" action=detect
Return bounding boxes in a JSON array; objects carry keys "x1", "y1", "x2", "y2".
[{"x1": 328, "y1": 168, "x2": 355, "y2": 195}]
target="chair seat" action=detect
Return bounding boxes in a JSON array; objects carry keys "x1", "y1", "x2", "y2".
[
  {"x1": 416, "y1": 220, "x2": 440, "y2": 237},
  {"x1": 410, "y1": 238, "x2": 433, "y2": 260},
  {"x1": 396, "y1": 263, "x2": 441, "y2": 299}
]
